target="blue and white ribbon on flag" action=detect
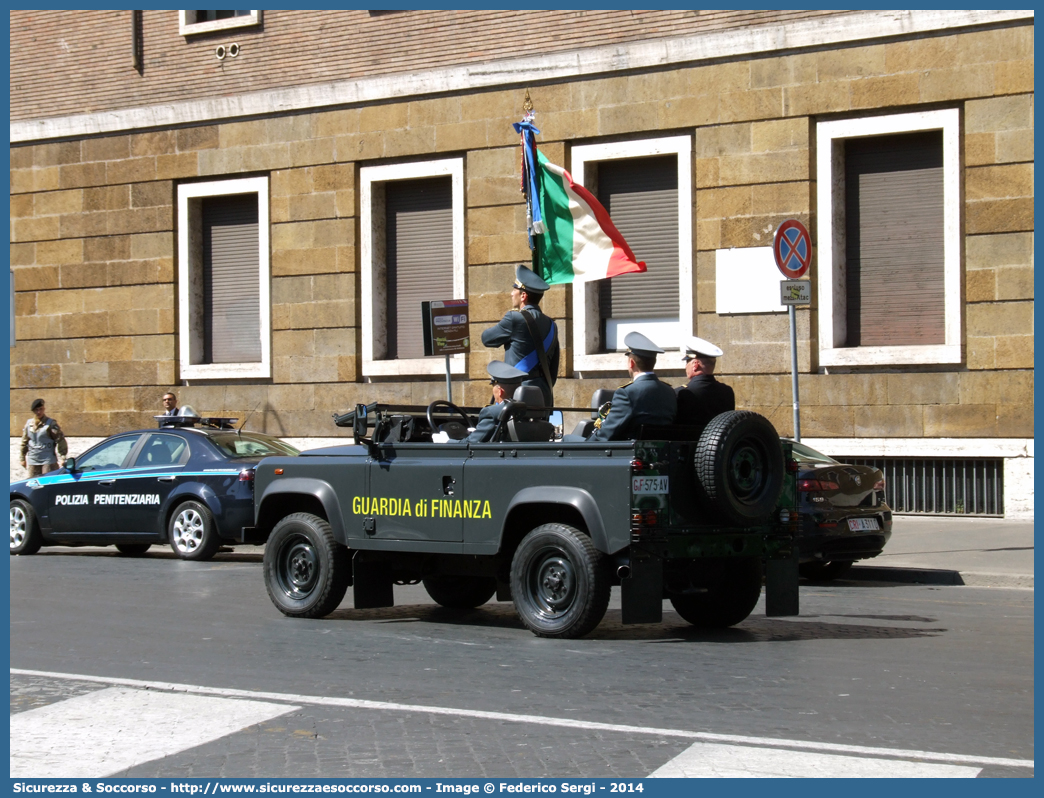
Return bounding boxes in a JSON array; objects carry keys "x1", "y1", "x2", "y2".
[{"x1": 512, "y1": 115, "x2": 545, "y2": 245}]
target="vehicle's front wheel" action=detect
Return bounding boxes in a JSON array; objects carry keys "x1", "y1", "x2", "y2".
[
  {"x1": 668, "y1": 558, "x2": 762, "y2": 628},
  {"x1": 169, "y1": 500, "x2": 220, "y2": 561},
  {"x1": 10, "y1": 499, "x2": 42, "y2": 556},
  {"x1": 422, "y1": 575, "x2": 497, "y2": 609},
  {"x1": 510, "y1": 523, "x2": 610, "y2": 639},
  {"x1": 264, "y1": 513, "x2": 350, "y2": 618},
  {"x1": 799, "y1": 560, "x2": 854, "y2": 580},
  {"x1": 115, "y1": 543, "x2": 151, "y2": 556}
]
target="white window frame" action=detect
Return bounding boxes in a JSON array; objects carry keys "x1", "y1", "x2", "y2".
[
  {"x1": 360, "y1": 158, "x2": 466, "y2": 377},
  {"x1": 816, "y1": 109, "x2": 961, "y2": 367},
  {"x1": 569, "y1": 136, "x2": 692, "y2": 372},
  {"x1": 179, "y1": 10, "x2": 261, "y2": 37},
  {"x1": 177, "y1": 176, "x2": 271, "y2": 380}
]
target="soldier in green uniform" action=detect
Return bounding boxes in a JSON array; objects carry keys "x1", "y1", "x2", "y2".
[{"x1": 20, "y1": 398, "x2": 68, "y2": 477}]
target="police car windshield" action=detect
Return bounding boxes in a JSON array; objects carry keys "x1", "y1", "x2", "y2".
[{"x1": 207, "y1": 433, "x2": 300, "y2": 459}]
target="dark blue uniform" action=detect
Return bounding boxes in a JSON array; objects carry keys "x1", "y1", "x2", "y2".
[
  {"x1": 481, "y1": 304, "x2": 559, "y2": 407},
  {"x1": 588, "y1": 374, "x2": 678, "y2": 442},
  {"x1": 675, "y1": 375, "x2": 735, "y2": 427}
]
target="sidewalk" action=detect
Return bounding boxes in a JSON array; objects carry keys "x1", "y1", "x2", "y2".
[{"x1": 845, "y1": 515, "x2": 1034, "y2": 589}]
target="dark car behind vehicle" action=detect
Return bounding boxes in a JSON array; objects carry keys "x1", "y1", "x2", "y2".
[
  {"x1": 10, "y1": 418, "x2": 299, "y2": 561},
  {"x1": 789, "y1": 440, "x2": 893, "y2": 579}
]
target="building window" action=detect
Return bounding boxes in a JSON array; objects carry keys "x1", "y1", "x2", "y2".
[
  {"x1": 816, "y1": 109, "x2": 961, "y2": 367},
  {"x1": 177, "y1": 177, "x2": 270, "y2": 380},
  {"x1": 570, "y1": 136, "x2": 692, "y2": 372},
  {"x1": 179, "y1": 10, "x2": 261, "y2": 36},
  {"x1": 360, "y1": 159, "x2": 465, "y2": 377}
]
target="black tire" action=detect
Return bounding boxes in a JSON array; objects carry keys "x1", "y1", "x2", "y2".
[
  {"x1": 423, "y1": 575, "x2": 497, "y2": 609},
  {"x1": 799, "y1": 560, "x2": 854, "y2": 581},
  {"x1": 668, "y1": 558, "x2": 762, "y2": 628},
  {"x1": 115, "y1": 543, "x2": 151, "y2": 556},
  {"x1": 10, "y1": 499, "x2": 42, "y2": 556},
  {"x1": 695, "y1": 411, "x2": 785, "y2": 526},
  {"x1": 168, "y1": 500, "x2": 220, "y2": 561},
  {"x1": 510, "y1": 523, "x2": 610, "y2": 639},
  {"x1": 264, "y1": 512, "x2": 350, "y2": 618}
]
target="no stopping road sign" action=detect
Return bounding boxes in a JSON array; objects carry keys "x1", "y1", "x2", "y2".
[{"x1": 773, "y1": 219, "x2": 812, "y2": 279}]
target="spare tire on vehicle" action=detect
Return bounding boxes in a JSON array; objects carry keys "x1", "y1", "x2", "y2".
[{"x1": 694, "y1": 411, "x2": 785, "y2": 526}]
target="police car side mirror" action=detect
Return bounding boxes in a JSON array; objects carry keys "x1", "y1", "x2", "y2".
[{"x1": 64, "y1": 457, "x2": 77, "y2": 472}]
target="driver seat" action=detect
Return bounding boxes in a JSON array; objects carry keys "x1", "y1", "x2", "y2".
[{"x1": 506, "y1": 386, "x2": 555, "y2": 442}]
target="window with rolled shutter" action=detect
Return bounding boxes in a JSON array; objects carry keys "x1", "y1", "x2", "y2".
[
  {"x1": 844, "y1": 131, "x2": 945, "y2": 347},
  {"x1": 202, "y1": 194, "x2": 261, "y2": 363},
  {"x1": 385, "y1": 176, "x2": 453, "y2": 360},
  {"x1": 596, "y1": 155, "x2": 680, "y2": 325}
]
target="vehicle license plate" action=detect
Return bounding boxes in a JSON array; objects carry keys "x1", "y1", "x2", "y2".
[
  {"x1": 848, "y1": 517, "x2": 880, "y2": 531},
  {"x1": 632, "y1": 476, "x2": 669, "y2": 494}
]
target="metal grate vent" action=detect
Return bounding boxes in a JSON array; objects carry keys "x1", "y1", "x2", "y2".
[{"x1": 842, "y1": 457, "x2": 1004, "y2": 517}]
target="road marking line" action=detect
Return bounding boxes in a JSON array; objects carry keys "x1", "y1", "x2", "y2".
[
  {"x1": 11, "y1": 668, "x2": 1033, "y2": 770},
  {"x1": 10, "y1": 686, "x2": 297, "y2": 778},
  {"x1": 649, "y1": 742, "x2": 981, "y2": 778}
]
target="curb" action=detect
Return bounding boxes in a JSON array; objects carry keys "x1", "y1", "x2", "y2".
[{"x1": 844, "y1": 565, "x2": 1033, "y2": 589}]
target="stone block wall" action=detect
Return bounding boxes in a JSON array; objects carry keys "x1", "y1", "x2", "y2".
[{"x1": 9, "y1": 21, "x2": 1033, "y2": 444}]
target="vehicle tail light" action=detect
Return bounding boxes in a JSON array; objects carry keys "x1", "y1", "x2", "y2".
[
  {"x1": 630, "y1": 459, "x2": 645, "y2": 473},
  {"x1": 786, "y1": 459, "x2": 800, "y2": 472},
  {"x1": 630, "y1": 510, "x2": 658, "y2": 527},
  {"x1": 798, "y1": 479, "x2": 839, "y2": 491},
  {"x1": 238, "y1": 469, "x2": 255, "y2": 483}
]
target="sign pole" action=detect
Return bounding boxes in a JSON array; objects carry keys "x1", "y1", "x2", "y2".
[
  {"x1": 445, "y1": 354, "x2": 452, "y2": 402},
  {"x1": 789, "y1": 304, "x2": 801, "y2": 442},
  {"x1": 773, "y1": 219, "x2": 812, "y2": 443}
]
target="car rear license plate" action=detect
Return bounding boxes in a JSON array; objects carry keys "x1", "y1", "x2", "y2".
[
  {"x1": 633, "y1": 476, "x2": 669, "y2": 494},
  {"x1": 848, "y1": 517, "x2": 880, "y2": 531}
]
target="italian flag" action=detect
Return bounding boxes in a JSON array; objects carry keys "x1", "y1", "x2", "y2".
[{"x1": 532, "y1": 150, "x2": 647, "y2": 285}]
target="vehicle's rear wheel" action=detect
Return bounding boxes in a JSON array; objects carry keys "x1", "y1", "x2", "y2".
[
  {"x1": 695, "y1": 411, "x2": 784, "y2": 526},
  {"x1": 668, "y1": 558, "x2": 762, "y2": 628},
  {"x1": 169, "y1": 500, "x2": 220, "y2": 561},
  {"x1": 264, "y1": 512, "x2": 350, "y2": 618},
  {"x1": 510, "y1": 523, "x2": 610, "y2": 639},
  {"x1": 799, "y1": 560, "x2": 854, "y2": 580},
  {"x1": 423, "y1": 575, "x2": 497, "y2": 609},
  {"x1": 10, "y1": 499, "x2": 42, "y2": 556},
  {"x1": 115, "y1": 543, "x2": 151, "y2": 556}
]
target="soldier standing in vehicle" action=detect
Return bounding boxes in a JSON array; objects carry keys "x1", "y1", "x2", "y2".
[
  {"x1": 20, "y1": 398, "x2": 68, "y2": 477},
  {"x1": 466, "y1": 361, "x2": 528, "y2": 443},
  {"x1": 675, "y1": 336, "x2": 735, "y2": 427},
  {"x1": 481, "y1": 264, "x2": 559, "y2": 408},
  {"x1": 587, "y1": 332, "x2": 677, "y2": 442}
]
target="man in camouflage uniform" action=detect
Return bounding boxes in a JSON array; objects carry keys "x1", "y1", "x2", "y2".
[{"x1": 20, "y1": 398, "x2": 68, "y2": 477}]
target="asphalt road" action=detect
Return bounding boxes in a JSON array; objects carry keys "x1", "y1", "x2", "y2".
[{"x1": 9, "y1": 547, "x2": 1034, "y2": 778}]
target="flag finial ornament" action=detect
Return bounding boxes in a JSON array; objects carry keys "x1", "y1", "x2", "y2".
[{"x1": 522, "y1": 89, "x2": 533, "y2": 115}]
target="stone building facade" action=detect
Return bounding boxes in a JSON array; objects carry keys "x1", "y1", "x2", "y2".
[{"x1": 9, "y1": 10, "x2": 1034, "y2": 515}]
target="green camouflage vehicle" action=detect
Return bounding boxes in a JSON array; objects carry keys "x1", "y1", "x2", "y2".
[{"x1": 252, "y1": 396, "x2": 801, "y2": 639}]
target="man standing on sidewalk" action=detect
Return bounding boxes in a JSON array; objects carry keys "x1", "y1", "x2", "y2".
[{"x1": 20, "y1": 398, "x2": 68, "y2": 477}]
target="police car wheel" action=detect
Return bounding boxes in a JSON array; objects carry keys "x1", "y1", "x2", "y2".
[
  {"x1": 510, "y1": 523, "x2": 610, "y2": 639},
  {"x1": 264, "y1": 512, "x2": 350, "y2": 619},
  {"x1": 694, "y1": 411, "x2": 785, "y2": 527},
  {"x1": 422, "y1": 575, "x2": 497, "y2": 609},
  {"x1": 115, "y1": 543, "x2": 151, "y2": 556},
  {"x1": 668, "y1": 558, "x2": 762, "y2": 628},
  {"x1": 169, "y1": 500, "x2": 220, "y2": 561},
  {"x1": 10, "y1": 499, "x2": 42, "y2": 556}
]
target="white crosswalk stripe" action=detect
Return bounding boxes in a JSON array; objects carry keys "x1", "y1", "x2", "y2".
[
  {"x1": 10, "y1": 686, "x2": 297, "y2": 778},
  {"x1": 648, "y1": 741, "x2": 981, "y2": 778}
]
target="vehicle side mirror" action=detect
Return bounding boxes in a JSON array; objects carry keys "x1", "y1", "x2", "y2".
[{"x1": 64, "y1": 457, "x2": 76, "y2": 472}]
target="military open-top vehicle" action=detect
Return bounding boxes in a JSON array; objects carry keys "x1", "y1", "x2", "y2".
[{"x1": 251, "y1": 393, "x2": 802, "y2": 639}]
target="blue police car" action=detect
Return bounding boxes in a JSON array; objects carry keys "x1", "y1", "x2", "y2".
[{"x1": 10, "y1": 412, "x2": 299, "y2": 561}]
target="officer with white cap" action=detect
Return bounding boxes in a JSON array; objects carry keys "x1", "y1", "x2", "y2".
[
  {"x1": 481, "y1": 264, "x2": 560, "y2": 407},
  {"x1": 676, "y1": 335, "x2": 735, "y2": 427},
  {"x1": 587, "y1": 332, "x2": 677, "y2": 442},
  {"x1": 465, "y1": 361, "x2": 528, "y2": 443}
]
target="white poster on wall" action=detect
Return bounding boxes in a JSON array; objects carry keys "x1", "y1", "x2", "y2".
[{"x1": 715, "y1": 247, "x2": 787, "y2": 315}]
